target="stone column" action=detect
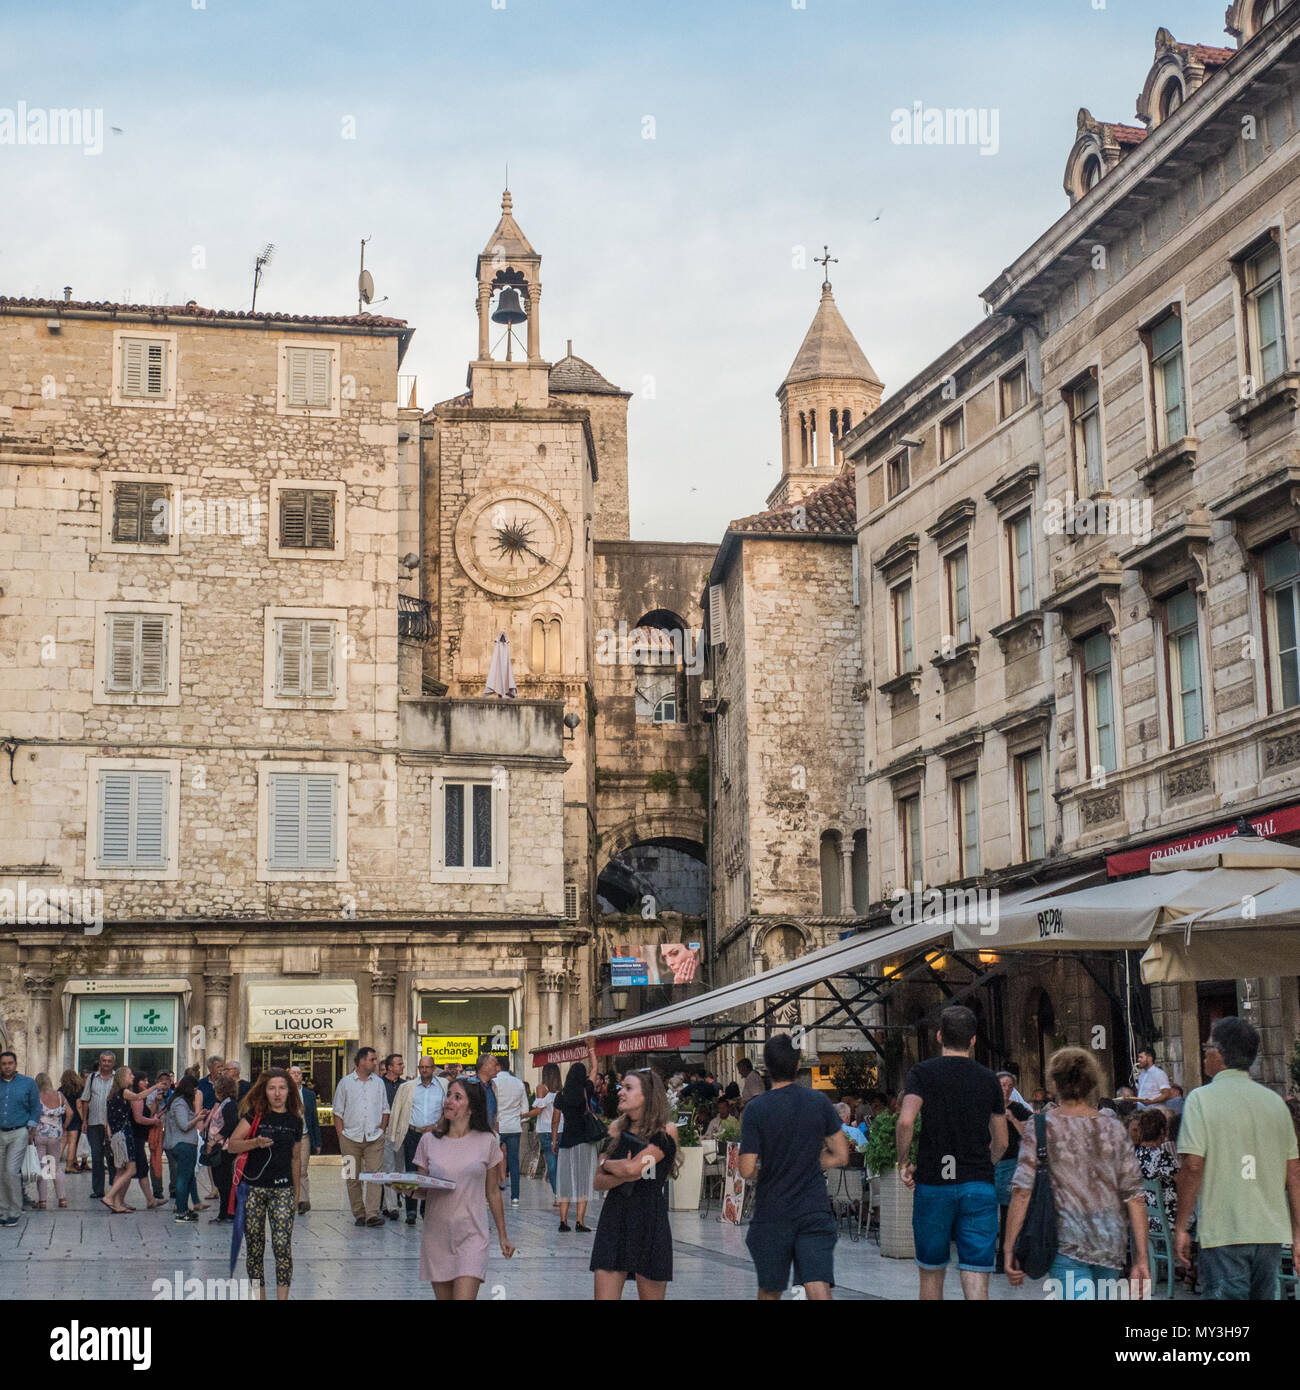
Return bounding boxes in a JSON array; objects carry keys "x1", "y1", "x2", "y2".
[
  {"x1": 23, "y1": 972, "x2": 55, "y2": 1080},
  {"x1": 538, "y1": 971, "x2": 564, "y2": 1045},
  {"x1": 203, "y1": 965, "x2": 231, "y2": 1070},
  {"x1": 816, "y1": 393, "x2": 833, "y2": 472},
  {"x1": 526, "y1": 279, "x2": 541, "y2": 362},
  {"x1": 477, "y1": 282, "x2": 492, "y2": 360},
  {"x1": 839, "y1": 842, "x2": 855, "y2": 917},
  {"x1": 371, "y1": 970, "x2": 397, "y2": 1060}
]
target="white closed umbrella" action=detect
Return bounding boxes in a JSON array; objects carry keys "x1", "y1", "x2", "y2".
[{"x1": 483, "y1": 632, "x2": 517, "y2": 699}]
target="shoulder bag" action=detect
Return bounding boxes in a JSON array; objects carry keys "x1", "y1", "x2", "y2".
[{"x1": 1012, "y1": 1112, "x2": 1058, "y2": 1279}]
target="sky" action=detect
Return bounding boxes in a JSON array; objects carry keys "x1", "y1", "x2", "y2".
[{"x1": 0, "y1": 0, "x2": 1237, "y2": 543}]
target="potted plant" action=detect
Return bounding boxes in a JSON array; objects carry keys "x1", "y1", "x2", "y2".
[
  {"x1": 863, "y1": 1111, "x2": 920, "y2": 1259},
  {"x1": 669, "y1": 1107, "x2": 704, "y2": 1211}
]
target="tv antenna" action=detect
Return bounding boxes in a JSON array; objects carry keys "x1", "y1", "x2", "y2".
[
  {"x1": 250, "y1": 242, "x2": 275, "y2": 313},
  {"x1": 358, "y1": 236, "x2": 389, "y2": 314}
]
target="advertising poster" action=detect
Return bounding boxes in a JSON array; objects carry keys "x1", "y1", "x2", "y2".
[
  {"x1": 722, "y1": 1141, "x2": 745, "y2": 1225},
  {"x1": 609, "y1": 940, "x2": 703, "y2": 988}
]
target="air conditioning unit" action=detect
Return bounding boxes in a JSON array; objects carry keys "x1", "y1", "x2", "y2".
[{"x1": 563, "y1": 882, "x2": 579, "y2": 921}]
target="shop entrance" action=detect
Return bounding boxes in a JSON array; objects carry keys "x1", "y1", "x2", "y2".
[{"x1": 250, "y1": 1044, "x2": 348, "y2": 1154}]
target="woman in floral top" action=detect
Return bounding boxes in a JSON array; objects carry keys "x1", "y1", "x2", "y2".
[
  {"x1": 1129, "y1": 1107, "x2": 1178, "y2": 1233},
  {"x1": 1005, "y1": 1048, "x2": 1149, "y2": 1300}
]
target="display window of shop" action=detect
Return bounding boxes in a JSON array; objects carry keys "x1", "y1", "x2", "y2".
[
  {"x1": 418, "y1": 993, "x2": 515, "y2": 1067},
  {"x1": 74, "y1": 995, "x2": 177, "y2": 1079}
]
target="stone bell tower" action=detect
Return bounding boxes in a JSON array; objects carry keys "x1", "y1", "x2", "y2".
[
  {"x1": 470, "y1": 188, "x2": 551, "y2": 409},
  {"x1": 772, "y1": 249, "x2": 883, "y2": 507}
]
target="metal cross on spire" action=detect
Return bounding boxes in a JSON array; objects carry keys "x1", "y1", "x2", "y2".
[{"x1": 815, "y1": 245, "x2": 838, "y2": 287}]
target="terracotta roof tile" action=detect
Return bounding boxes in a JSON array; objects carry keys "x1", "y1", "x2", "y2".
[
  {"x1": 1188, "y1": 43, "x2": 1234, "y2": 66},
  {"x1": 549, "y1": 352, "x2": 628, "y2": 396},
  {"x1": 728, "y1": 467, "x2": 857, "y2": 538},
  {"x1": 0, "y1": 296, "x2": 408, "y2": 329},
  {"x1": 1109, "y1": 122, "x2": 1147, "y2": 146}
]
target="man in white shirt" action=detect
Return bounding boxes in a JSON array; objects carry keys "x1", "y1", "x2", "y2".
[
  {"x1": 494, "y1": 1062, "x2": 528, "y2": 1207},
  {"x1": 387, "y1": 1055, "x2": 445, "y2": 1226},
  {"x1": 1135, "y1": 1047, "x2": 1173, "y2": 1107},
  {"x1": 737, "y1": 1057, "x2": 764, "y2": 1110},
  {"x1": 333, "y1": 1046, "x2": 390, "y2": 1227},
  {"x1": 79, "y1": 1052, "x2": 118, "y2": 1199}
]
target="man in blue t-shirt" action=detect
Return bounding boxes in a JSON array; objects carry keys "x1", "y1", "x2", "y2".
[
  {"x1": 897, "y1": 1004, "x2": 1006, "y2": 1301},
  {"x1": 739, "y1": 1034, "x2": 849, "y2": 1300}
]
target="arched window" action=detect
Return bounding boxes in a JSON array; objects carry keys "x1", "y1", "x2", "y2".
[
  {"x1": 851, "y1": 830, "x2": 869, "y2": 913},
  {"x1": 764, "y1": 925, "x2": 804, "y2": 968},
  {"x1": 820, "y1": 831, "x2": 842, "y2": 915},
  {"x1": 1255, "y1": 0, "x2": 1279, "y2": 32},
  {"x1": 1159, "y1": 80, "x2": 1183, "y2": 121},
  {"x1": 632, "y1": 610, "x2": 687, "y2": 725},
  {"x1": 841, "y1": 408, "x2": 852, "y2": 434},
  {"x1": 1081, "y1": 155, "x2": 1103, "y2": 192},
  {"x1": 531, "y1": 616, "x2": 561, "y2": 673}
]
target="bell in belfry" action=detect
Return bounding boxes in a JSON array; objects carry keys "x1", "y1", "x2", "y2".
[{"x1": 491, "y1": 286, "x2": 527, "y2": 325}]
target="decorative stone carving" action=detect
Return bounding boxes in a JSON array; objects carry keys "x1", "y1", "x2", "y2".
[
  {"x1": 1264, "y1": 731, "x2": 1300, "y2": 772},
  {"x1": 1164, "y1": 759, "x2": 1211, "y2": 802},
  {"x1": 1081, "y1": 790, "x2": 1123, "y2": 825}
]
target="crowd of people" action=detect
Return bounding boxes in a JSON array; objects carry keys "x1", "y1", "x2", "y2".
[{"x1": 2, "y1": 1016, "x2": 1298, "y2": 1302}]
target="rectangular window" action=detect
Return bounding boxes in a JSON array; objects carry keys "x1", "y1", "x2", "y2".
[
  {"x1": 443, "y1": 782, "x2": 493, "y2": 869},
  {"x1": 278, "y1": 489, "x2": 336, "y2": 550},
  {"x1": 106, "y1": 614, "x2": 169, "y2": 695},
  {"x1": 275, "y1": 618, "x2": 336, "y2": 697},
  {"x1": 1016, "y1": 750, "x2": 1046, "y2": 861},
  {"x1": 893, "y1": 581, "x2": 915, "y2": 673},
  {"x1": 1148, "y1": 311, "x2": 1187, "y2": 447},
  {"x1": 1007, "y1": 511, "x2": 1034, "y2": 617},
  {"x1": 940, "y1": 408, "x2": 965, "y2": 461},
  {"x1": 98, "y1": 770, "x2": 168, "y2": 868},
  {"x1": 887, "y1": 450, "x2": 910, "y2": 499},
  {"x1": 900, "y1": 794, "x2": 922, "y2": 886},
  {"x1": 111, "y1": 480, "x2": 171, "y2": 545},
  {"x1": 999, "y1": 363, "x2": 1028, "y2": 419},
  {"x1": 1069, "y1": 375, "x2": 1106, "y2": 495},
  {"x1": 268, "y1": 772, "x2": 338, "y2": 870},
  {"x1": 1165, "y1": 588, "x2": 1205, "y2": 746},
  {"x1": 119, "y1": 338, "x2": 167, "y2": 399},
  {"x1": 1263, "y1": 538, "x2": 1300, "y2": 711},
  {"x1": 1082, "y1": 632, "x2": 1117, "y2": 774},
  {"x1": 1244, "y1": 240, "x2": 1287, "y2": 386},
  {"x1": 945, "y1": 547, "x2": 972, "y2": 646},
  {"x1": 285, "y1": 347, "x2": 333, "y2": 409},
  {"x1": 955, "y1": 774, "x2": 980, "y2": 878}
]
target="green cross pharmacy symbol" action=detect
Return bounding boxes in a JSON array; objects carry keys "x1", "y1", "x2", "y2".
[
  {"x1": 142, "y1": 1009, "x2": 161, "y2": 1025},
  {"x1": 93, "y1": 1009, "x2": 111, "y2": 1025}
]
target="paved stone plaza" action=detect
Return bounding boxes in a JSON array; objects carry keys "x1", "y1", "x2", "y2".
[{"x1": 0, "y1": 1159, "x2": 1073, "y2": 1302}]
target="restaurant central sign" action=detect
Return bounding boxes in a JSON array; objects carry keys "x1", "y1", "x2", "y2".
[{"x1": 532, "y1": 1024, "x2": 692, "y2": 1067}]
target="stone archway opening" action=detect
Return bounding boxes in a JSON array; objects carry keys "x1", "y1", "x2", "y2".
[{"x1": 597, "y1": 835, "x2": 706, "y2": 915}]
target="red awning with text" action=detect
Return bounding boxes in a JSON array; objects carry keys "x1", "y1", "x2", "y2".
[
  {"x1": 532, "y1": 1025, "x2": 693, "y2": 1068},
  {"x1": 1106, "y1": 803, "x2": 1300, "y2": 877}
]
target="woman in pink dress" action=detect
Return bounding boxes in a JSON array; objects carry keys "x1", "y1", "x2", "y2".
[{"x1": 414, "y1": 1077, "x2": 516, "y2": 1300}]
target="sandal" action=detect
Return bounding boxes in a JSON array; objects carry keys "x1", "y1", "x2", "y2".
[
  {"x1": 58, "y1": 1199, "x2": 67, "y2": 1209},
  {"x1": 36, "y1": 1201, "x2": 46, "y2": 1210}
]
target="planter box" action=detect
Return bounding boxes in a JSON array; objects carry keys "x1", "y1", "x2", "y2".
[
  {"x1": 669, "y1": 1144, "x2": 704, "y2": 1211},
  {"x1": 873, "y1": 1168, "x2": 915, "y2": 1259}
]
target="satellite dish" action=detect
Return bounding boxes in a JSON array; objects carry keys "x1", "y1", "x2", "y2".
[{"x1": 358, "y1": 269, "x2": 374, "y2": 305}]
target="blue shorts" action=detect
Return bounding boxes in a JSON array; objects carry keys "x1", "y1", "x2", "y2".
[
  {"x1": 912, "y1": 1181, "x2": 998, "y2": 1271},
  {"x1": 746, "y1": 1210, "x2": 837, "y2": 1293}
]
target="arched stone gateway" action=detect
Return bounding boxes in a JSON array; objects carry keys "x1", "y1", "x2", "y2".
[{"x1": 597, "y1": 828, "x2": 706, "y2": 916}]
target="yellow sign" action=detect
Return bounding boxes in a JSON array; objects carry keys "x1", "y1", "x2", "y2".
[{"x1": 420, "y1": 1032, "x2": 519, "y2": 1064}]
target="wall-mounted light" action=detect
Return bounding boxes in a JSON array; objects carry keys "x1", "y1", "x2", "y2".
[
  {"x1": 611, "y1": 991, "x2": 629, "y2": 1012},
  {"x1": 563, "y1": 711, "x2": 582, "y2": 741},
  {"x1": 400, "y1": 552, "x2": 420, "y2": 570}
]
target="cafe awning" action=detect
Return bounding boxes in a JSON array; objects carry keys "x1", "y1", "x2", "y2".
[
  {"x1": 246, "y1": 981, "x2": 359, "y2": 1044},
  {"x1": 533, "y1": 875, "x2": 1089, "y2": 1065}
]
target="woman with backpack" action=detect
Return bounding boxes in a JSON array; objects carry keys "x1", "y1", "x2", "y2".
[{"x1": 200, "y1": 1075, "x2": 240, "y2": 1222}]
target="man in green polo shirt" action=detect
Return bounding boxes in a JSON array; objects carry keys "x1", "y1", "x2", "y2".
[{"x1": 1174, "y1": 1016, "x2": 1300, "y2": 1300}]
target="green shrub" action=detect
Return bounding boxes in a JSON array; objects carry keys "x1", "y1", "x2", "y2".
[{"x1": 863, "y1": 1110, "x2": 919, "y2": 1174}]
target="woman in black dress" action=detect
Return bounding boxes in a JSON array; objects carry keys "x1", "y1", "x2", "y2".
[{"x1": 591, "y1": 1068, "x2": 679, "y2": 1301}]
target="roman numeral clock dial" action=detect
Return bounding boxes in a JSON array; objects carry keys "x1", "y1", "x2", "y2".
[{"x1": 454, "y1": 486, "x2": 573, "y2": 597}]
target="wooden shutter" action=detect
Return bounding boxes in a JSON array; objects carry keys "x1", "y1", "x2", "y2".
[
  {"x1": 287, "y1": 348, "x2": 310, "y2": 406},
  {"x1": 279, "y1": 490, "x2": 308, "y2": 548},
  {"x1": 269, "y1": 774, "x2": 302, "y2": 868},
  {"x1": 142, "y1": 481, "x2": 170, "y2": 543},
  {"x1": 306, "y1": 621, "x2": 335, "y2": 695},
  {"x1": 112, "y1": 482, "x2": 143, "y2": 543},
  {"x1": 121, "y1": 339, "x2": 146, "y2": 396},
  {"x1": 98, "y1": 772, "x2": 133, "y2": 865},
  {"x1": 303, "y1": 774, "x2": 337, "y2": 867},
  {"x1": 137, "y1": 616, "x2": 167, "y2": 693},
  {"x1": 133, "y1": 773, "x2": 168, "y2": 864},
  {"x1": 144, "y1": 341, "x2": 165, "y2": 396},
  {"x1": 308, "y1": 350, "x2": 331, "y2": 407},
  {"x1": 107, "y1": 615, "x2": 138, "y2": 692},
  {"x1": 276, "y1": 620, "x2": 304, "y2": 695},
  {"x1": 708, "y1": 583, "x2": 727, "y2": 647},
  {"x1": 307, "y1": 491, "x2": 335, "y2": 549}
]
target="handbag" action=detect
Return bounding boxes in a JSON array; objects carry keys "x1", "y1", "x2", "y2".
[
  {"x1": 21, "y1": 1142, "x2": 42, "y2": 1191},
  {"x1": 199, "y1": 1100, "x2": 227, "y2": 1167},
  {"x1": 1012, "y1": 1112, "x2": 1058, "y2": 1280},
  {"x1": 227, "y1": 1112, "x2": 260, "y2": 1216},
  {"x1": 109, "y1": 1129, "x2": 129, "y2": 1168},
  {"x1": 579, "y1": 1108, "x2": 607, "y2": 1146}
]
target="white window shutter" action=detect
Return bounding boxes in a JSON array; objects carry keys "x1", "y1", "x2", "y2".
[
  {"x1": 287, "y1": 348, "x2": 309, "y2": 406},
  {"x1": 133, "y1": 773, "x2": 168, "y2": 864},
  {"x1": 107, "y1": 616, "x2": 138, "y2": 692},
  {"x1": 277, "y1": 620, "x2": 303, "y2": 695},
  {"x1": 269, "y1": 774, "x2": 302, "y2": 868},
  {"x1": 307, "y1": 622, "x2": 335, "y2": 695},
  {"x1": 121, "y1": 339, "x2": 145, "y2": 395},
  {"x1": 709, "y1": 584, "x2": 727, "y2": 647},
  {"x1": 99, "y1": 772, "x2": 133, "y2": 864},
  {"x1": 308, "y1": 349, "x2": 331, "y2": 407},
  {"x1": 137, "y1": 616, "x2": 167, "y2": 694},
  {"x1": 144, "y1": 341, "x2": 165, "y2": 396},
  {"x1": 303, "y1": 774, "x2": 337, "y2": 867}
]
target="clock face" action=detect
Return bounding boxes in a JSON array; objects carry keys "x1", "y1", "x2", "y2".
[{"x1": 454, "y1": 486, "x2": 572, "y2": 597}]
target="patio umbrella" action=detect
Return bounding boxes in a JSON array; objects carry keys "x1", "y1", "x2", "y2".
[
  {"x1": 483, "y1": 632, "x2": 517, "y2": 699},
  {"x1": 952, "y1": 835, "x2": 1300, "y2": 955}
]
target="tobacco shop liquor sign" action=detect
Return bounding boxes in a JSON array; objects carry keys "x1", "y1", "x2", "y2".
[{"x1": 246, "y1": 982, "x2": 359, "y2": 1044}]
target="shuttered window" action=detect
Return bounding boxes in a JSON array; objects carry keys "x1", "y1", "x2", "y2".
[
  {"x1": 112, "y1": 480, "x2": 172, "y2": 544},
  {"x1": 98, "y1": 770, "x2": 169, "y2": 868},
  {"x1": 275, "y1": 618, "x2": 335, "y2": 696},
  {"x1": 708, "y1": 584, "x2": 727, "y2": 647},
  {"x1": 106, "y1": 614, "x2": 169, "y2": 695},
  {"x1": 120, "y1": 338, "x2": 168, "y2": 398},
  {"x1": 278, "y1": 489, "x2": 335, "y2": 550},
  {"x1": 443, "y1": 781, "x2": 494, "y2": 870},
  {"x1": 268, "y1": 773, "x2": 338, "y2": 870},
  {"x1": 285, "y1": 347, "x2": 333, "y2": 408}
]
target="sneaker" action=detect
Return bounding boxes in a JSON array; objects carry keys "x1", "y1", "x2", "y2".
[
  {"x1": 558, "y1": 1221, "x2": 571, "y2": 1232},
  {"x1": 173, "y1": 1214, "x2": 189, "y2": 1224},
  {"x1": 365, "y1": 1216, "x2": 385, "y2": 1228},
  {"x1": 406, "y1": 1213, "x2": 416, "y2": 1226},
  {"x1": 355, "y1": 1216, "x2": 366, "y2": 1226},
  {"x1": 511, "y1": 1198, "x2": 519, "y2": 1207},
  {"x1": 1, "y1": 1217, "x2": 19, "y2": 1227},
  {"x1": 384, "y1": 1209, "x2": 398, "y2": 1221},
  {"x1": 184, "y1": 1211, "x2": 199, "y2": 1222}
]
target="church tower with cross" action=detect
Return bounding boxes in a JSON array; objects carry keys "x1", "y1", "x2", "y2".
[{"x1": 771, "y1": 247, "x2": 883, "y2": 507}]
